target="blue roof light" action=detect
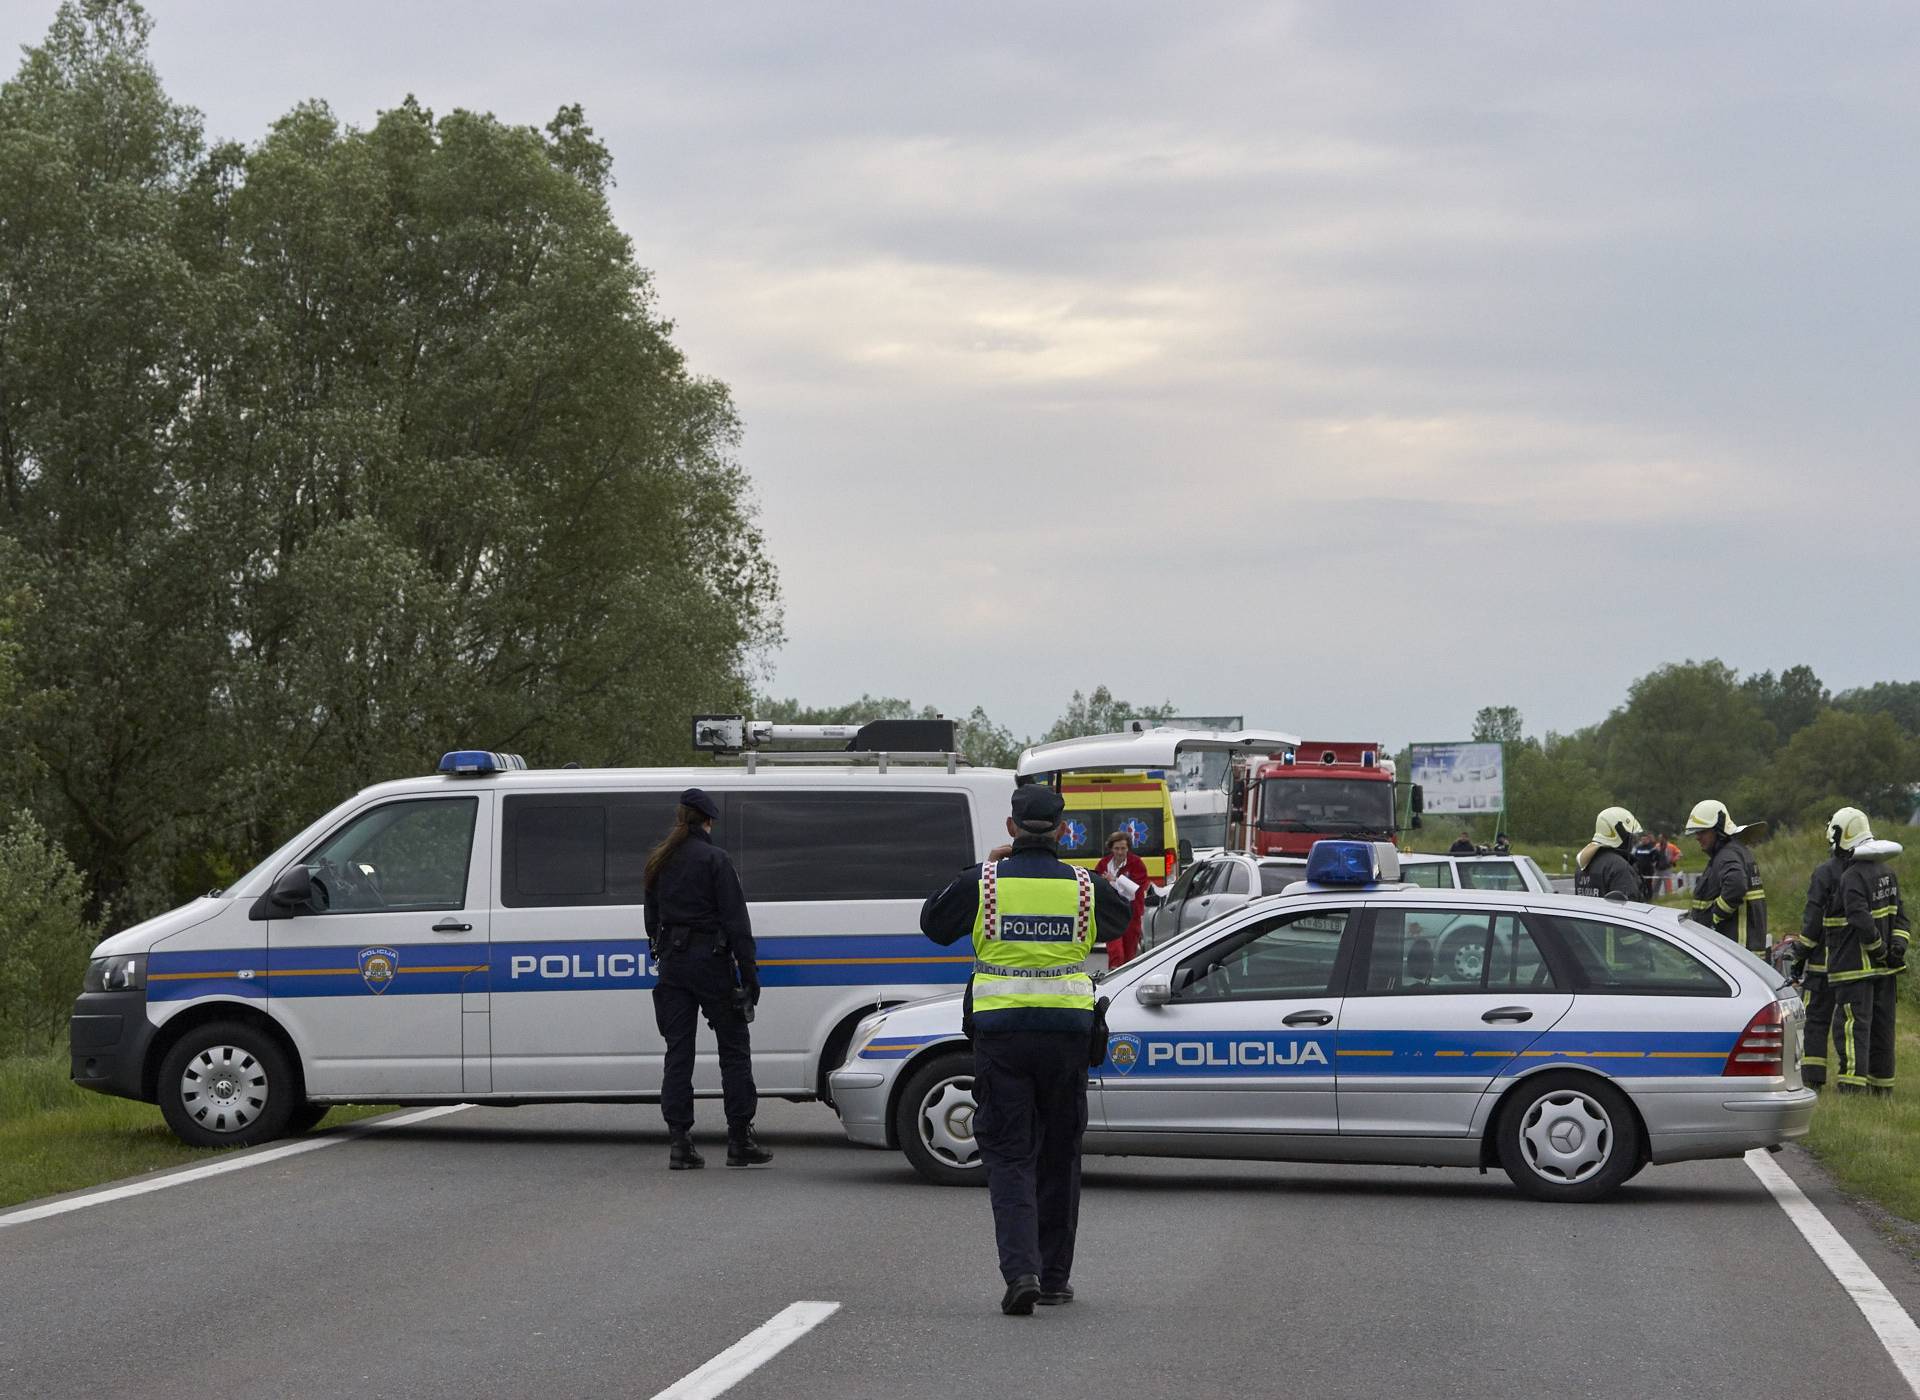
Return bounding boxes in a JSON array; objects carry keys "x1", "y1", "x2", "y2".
[
  {"x1": 1304, "y1": 839, "x2": 1382, "y2": 885},
  {"x1": 437, "y1": 750, "x2": 528, "y2": 777}
]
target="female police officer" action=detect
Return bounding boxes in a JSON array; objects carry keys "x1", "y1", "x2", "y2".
[{"x1": 642, "y1": 788, "x2": 772, "y2": 1169}]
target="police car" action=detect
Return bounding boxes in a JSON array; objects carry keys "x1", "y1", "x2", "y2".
[
  {"x1": 828, "y1": 840, "x2": 1815, "y2": 1202},
  {"x1": 68, "y1": 719, "x2": 1026, "y2": 1146}
]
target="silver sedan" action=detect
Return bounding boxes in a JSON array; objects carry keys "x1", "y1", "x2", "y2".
[{"x1": 829, "y1": 887, "x2": 1814, "y2": 1202}]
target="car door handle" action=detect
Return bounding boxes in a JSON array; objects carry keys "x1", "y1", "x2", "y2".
[
  {"x1": 432, "y1": 920, "x2": 473, "y2": 934},
  {"x1": 1482, "y1": 1006, "x2": 1533, "y2": 1023},
  {"x1": 1283, "y1": 1009, "x2": 1334, "y2": 1027}
]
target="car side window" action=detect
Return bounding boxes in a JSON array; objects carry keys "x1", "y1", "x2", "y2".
[
  {"x1": 1171, "y1": 909, "x2": 1351, "y2": 1002},
  {"x1": 1546, "y1": 916, "x2": 1732, "y2": 996},
  {"x1": 1186, "y1": 862, "x2": 1224, "y2": 899},
  {"x1": 302, "y1": 798, "x2": 478, "y2": 914},
  {"x1": 1360, "y1": 907, "x2": 1556, "y2": 994},
  {"x1": 1460, "y1": 861, "x2": 1526, "y2": 892},
  {"x1": 1222, "y1": 862, "x2": 1251, "y2": 896},
  {"x1": 1257, "y1": 864, "x2": 1297, "y2": 896},
  {"x1": 1398, "y1": 862, "x2": 1453, "y2": 889}
]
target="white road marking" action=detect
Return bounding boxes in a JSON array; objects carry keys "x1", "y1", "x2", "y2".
[
  {"x1": 0, "y1": 1104, "x2": 470, "y2": 1230},
  {"x1": 1747, "y1": 1148, "x2": 1920, "y2": 1396},
  {"x1": 647, "y1": 1301, "x2": 841, "y2": 1400}
]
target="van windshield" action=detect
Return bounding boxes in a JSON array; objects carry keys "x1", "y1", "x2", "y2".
[{"x1": 1258, "y1": 777, "x2": 1396, "y2": 836}]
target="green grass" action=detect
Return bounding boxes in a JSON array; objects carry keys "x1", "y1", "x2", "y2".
[
  {"x1": 0, "y1": 1052, "x2": 394, "y2": 1210},
  {"x1": 1804, "y1": 988, "x2": 1920, "y2": 1227}
]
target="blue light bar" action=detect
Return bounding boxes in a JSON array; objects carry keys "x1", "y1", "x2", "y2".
[
  {"x1": 1305, "y1": 839, "x2": 1379, "y2": 885},
  {"x1": 437, "y1": 750, "x2": 528, "y2": 776}
]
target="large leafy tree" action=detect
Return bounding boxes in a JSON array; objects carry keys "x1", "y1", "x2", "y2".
[
  {"x1": 1739, "y1": 665, "x2": 1829, "y2": 743},
  {"x1": 0, "y1": 3, "x2": 777, "y2": 916},
  {"x1": 1599, "y1": 660, "x2": 1774, "y2": 829}
]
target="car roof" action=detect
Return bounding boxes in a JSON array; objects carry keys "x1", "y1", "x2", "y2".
[{"x1": 351, "y1": 765, "x2": 1018, "y2": 801}]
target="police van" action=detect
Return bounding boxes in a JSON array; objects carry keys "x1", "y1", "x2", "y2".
[{"x1": 68, "y1": 718, "x2": 1029, "y2": 1147}]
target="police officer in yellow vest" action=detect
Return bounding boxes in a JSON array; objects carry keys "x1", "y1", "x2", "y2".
[{"x1": 920, "y1": 784, "x2": 1131, "y2": 1316}]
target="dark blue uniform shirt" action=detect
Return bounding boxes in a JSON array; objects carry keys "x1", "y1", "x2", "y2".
[{"x1": 643, "y1": 829, "x2": 757, "y2": 973}]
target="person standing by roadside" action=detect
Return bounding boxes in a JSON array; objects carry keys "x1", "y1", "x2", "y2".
[
  {"x1": 920, "y1": 785, "x2": 1131, "y2": 1315},
  {"x1": 1575, "y1": 807, "x2": 1643, "y2": 901},
  {"x1": 642, "y1": 788, "x2": 772, "y2": 1169},
  {"x1": 1791, "y1": 828, "x2": 1849, "y2": 1090},
  {"x1": 1823, "y1": 808, "x2": 1910, "y2": 1095},
  {"x1": 1682, "y1": 800, "x2": 1769, "y2": 954},
  {"x1": 1095, "y1": 831, "x2": 1151, "y2": 968}
]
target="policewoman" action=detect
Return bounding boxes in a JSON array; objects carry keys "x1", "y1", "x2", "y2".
[
  {"x1": 642, "y1": 788, "x2": 772, "y2": 1169},
  {"x1": 920, "y1": 785, "x2": 1130, "y2": 1315}
]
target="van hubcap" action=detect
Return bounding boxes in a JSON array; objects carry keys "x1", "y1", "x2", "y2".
[
  {"x1": 180, "y1": 1045, "x2": 269, "y2": 1134},
  {"x1": 1519, "y1": 1090, "x2": 1612, "y2": 1184},
  {"x1": 919, "y1": 1078, "x2": 980, "y2": 1169}
]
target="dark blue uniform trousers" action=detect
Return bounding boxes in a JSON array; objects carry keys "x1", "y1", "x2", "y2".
[
  {"x1": 971, "y1": 1030, "x2": 1088, "y2": 1288},
  {"x1": 652, "y1": 950, "x2": 757, "y2": 1132}
]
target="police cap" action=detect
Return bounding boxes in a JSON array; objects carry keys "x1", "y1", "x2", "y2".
[
  {"x1": 1010, "y1": 784, "x2": 1065, "y2": 831},
  {"x1": 679, "y1": 787, "x2": 720, "y2": 821}
]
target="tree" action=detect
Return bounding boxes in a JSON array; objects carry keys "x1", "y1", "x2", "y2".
[
  {"x1": 1504, "y1": 736, "x2": 1610, "y2": 845},
  {"x1": 0, "y1": 810, "x2": 101, "y2": 1052},
  {"x1": 1740, "y1": 665, "x2": 1829, "y2": 743},
  {"x1": 1834, "y1": 681, "x2": 1920, "y2": 738},
  {"x1": 1471, "y1": 706, "x2": 1524, "y2": 744},
  {"x1": 1602, "y1": 661, "x2": 1774, "y2": 829},
  {"x1": 1, "y1": 3, "x2": 778, "y2": 917},
  {"x1": 1738, "y1": 709, "x2": 1920, "y2": 826},
  {"x1": 1041, "y1": 687, "x2": 1175, "y2": 743}
]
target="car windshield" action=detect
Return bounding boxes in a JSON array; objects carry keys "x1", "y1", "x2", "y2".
[{"x1": 1258, "y1": 777, "x2": 1396, "y2": 834}]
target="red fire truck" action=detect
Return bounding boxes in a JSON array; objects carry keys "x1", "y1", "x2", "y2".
[{"x1": 1226, "y1": 741, "x2": 1417, "y2": 857}]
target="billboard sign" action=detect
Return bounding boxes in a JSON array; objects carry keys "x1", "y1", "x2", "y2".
[{"x1": 1409, "y1": 742, "x2": 1505, "y2": 814}]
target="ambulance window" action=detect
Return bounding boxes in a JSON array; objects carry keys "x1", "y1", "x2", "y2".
[
  {"x1": 1103, "y1": 808, "x2": 1163, "y2": 855},
  {"x1": 1171, "y1": 909, "x2": 1350, "y2": 1002},
  {"x1": 734, "y1": 791, "x2": 973, "y2": 901},
  {"x1": 302, "y1": 797, "x2": 477, "y2": 913}
]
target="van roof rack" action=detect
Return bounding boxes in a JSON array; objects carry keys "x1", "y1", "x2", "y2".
[{"x1": 690, "y1": 715, "x2": 967, "y2": 774}]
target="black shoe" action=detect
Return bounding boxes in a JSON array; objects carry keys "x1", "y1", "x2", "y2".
[
  {"x1": 1037, "y1": 1284, "x2": 1074, "y2": 1306},
  {"x1": 726, "y1": 1126, "x2": 773, "y2": 1166},
  {"x1": 668, "y1": 1131, "x2": 704, "y2": 1170},
  {"x1": 1000, "y1": 1275, "x2": 1040, "y2": 1316}
]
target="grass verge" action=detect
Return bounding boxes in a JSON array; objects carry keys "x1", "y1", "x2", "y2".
[{"x1": 0, "y1": 1051, "x2": 393, "y2": 1210}]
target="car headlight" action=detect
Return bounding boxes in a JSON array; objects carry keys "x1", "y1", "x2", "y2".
[{"x1": 83, "y1": 954, "x2": 147, "y2": 993}]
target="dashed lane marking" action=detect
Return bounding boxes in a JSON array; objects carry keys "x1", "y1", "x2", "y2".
[{"x1": 648, "y1": 1301, "x2": 841, "y2": 1400}]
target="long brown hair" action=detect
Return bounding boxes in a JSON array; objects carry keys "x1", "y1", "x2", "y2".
[{"x1": 644, "y1": 804, "x2": 708, "y2": 889}]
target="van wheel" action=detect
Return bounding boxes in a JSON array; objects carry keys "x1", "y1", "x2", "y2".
[
  {"x1": 1494, "y1": 1072, "x2": 1640, "y2": 1203},
  {"x1": 895, "y1": 1050, "x2": 986, "y2": 1187},
  {"x1": 284, "y1": 1103, "x2": 330, "y2": 1136},
  {"x1": 157, "y1": 1022, "x2": 296, "y2": 1149}
]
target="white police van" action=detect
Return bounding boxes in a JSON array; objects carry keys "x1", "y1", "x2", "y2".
[
  {"x1": 69, "y1": 718, "x2": 1034, "y2": 1146},
  {"x1": 831, "y1": 839, "x2": 1816, "y2": 1202}
]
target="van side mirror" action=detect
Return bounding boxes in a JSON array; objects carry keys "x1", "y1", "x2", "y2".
[
  {"x1": 1411, "y1": 783, "x2": 1425, "y2": 815},
  {"x1": 1136, "y1": 982, "x2": 1171, "y2": 1007},
  {"x1": 270, "y1": 865, "x2": 318, "y2": 911}
]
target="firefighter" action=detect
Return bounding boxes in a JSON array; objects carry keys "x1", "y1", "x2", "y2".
[
  {"x1": 1790, "y1": 831, "x2": 1847, "y2": 1090},
  {"x1": 1826, "y1": 808, "x2": 1911, "y2": 1096},
  {"x1": 1682, "y1": 799, "x2": 1769, "y2": 954},
  {"x1": 1575, "y1": 806, "x2": 1644, "y2": 901}
]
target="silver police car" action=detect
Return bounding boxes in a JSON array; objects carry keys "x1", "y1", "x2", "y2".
[{"x1": 829, "y1": 842, "x2": 1814, "y2": 1202}]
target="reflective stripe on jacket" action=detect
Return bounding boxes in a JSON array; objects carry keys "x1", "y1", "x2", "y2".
[
  {"x1": 970, "y1": 860, "x2": 1096, "y2": 1028},
  {"x1": 1794, "y1": 857, "x2": 1845, "y2": 977},
  {"x1": 1689, "y1": 839, "x2": 1768, "y2": 953},
  {"x1": 1832, "y1": 859, "x2": 1908, "y2": 983}
]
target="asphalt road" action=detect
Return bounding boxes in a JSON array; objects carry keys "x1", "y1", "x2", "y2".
[{"x1": 5, "y1": 1100, "x2": 1919, "y2": 1400}]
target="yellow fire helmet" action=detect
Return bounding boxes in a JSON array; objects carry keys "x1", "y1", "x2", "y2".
[
  {"x1": 1828, "y1": 806, "x2": 1873, "y2": 853},
  {"x1": 1682, "y1": 798, "x2": 1764, "y2": 839},
  {"x1": 1591, "y1": 806, "x2": 1642, "y2": 849}
]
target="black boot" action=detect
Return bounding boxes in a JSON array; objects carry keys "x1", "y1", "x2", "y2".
[
  {"x1": 726, "y1": 1124, "x2": 773, "y2": 1166},
  {"x1": 669, "y1": 1130, "x2": 705, "y2": 1170},
  {"x1": 1000, "y1": 1275, "x2": 1040, "y2": 1316}
]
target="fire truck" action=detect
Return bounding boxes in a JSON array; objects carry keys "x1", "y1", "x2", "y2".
[{"x1": 1225, "y1": 741, "x2": 1421, "y2": 857}]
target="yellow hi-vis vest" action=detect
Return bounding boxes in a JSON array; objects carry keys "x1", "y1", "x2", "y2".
[{"x1": 969, "y1": 860, "x2": 1096, "y2": 1024}]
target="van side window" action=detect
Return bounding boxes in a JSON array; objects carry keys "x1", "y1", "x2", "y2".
[
  {"x1": 302, "y1": 797, "x2": 477, "y2": 914},
  {"x1": 504, "y1": 793, "x2": 681, "y2": 907},
  {"x1": 733, "y1": 792, "x2": 973, "y2": 902}
]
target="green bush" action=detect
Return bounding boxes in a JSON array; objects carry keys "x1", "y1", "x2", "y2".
[{"x1": 0, "y1": 811, "x2": 102, "y2": 1054}]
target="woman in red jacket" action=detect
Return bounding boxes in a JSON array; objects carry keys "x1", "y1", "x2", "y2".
[{"x1": 1096, "y1": 831, "x2": 1151, "y2": 968}]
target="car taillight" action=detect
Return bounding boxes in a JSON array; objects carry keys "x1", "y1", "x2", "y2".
[
  {"x1": 1723, "y1": 1001, "x2": 1785, "y2": 1077},
  {"x1": 1164, "y1": 848, "x2": 1177, "y2": 881}
]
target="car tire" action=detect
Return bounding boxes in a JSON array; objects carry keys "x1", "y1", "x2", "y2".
[
  {"x1": 157, "y1": 1021, "x2": 297, "y2": 1149},
  {"x1": 283, "y1": 1102, "x2": 330, "y2": 1136},
  {"x1": 1494, "y1": 1071, "x2": 1641, "y2": 1203},
  {"x1": 894, "y1": 1049, "x2": 986, "y2": 1187}
]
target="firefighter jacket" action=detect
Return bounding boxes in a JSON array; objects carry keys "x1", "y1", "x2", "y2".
[
  {"x1": 1575, "y1": 845, "x2": 1642, "y2": 902},
  {"x1": 1689, "y1": 838, "x2": 1768, "y2": 952},
  {"x1": 1829, "y1": 857, "x2": 1910, "y2": 984},
  {"x1": 1792, "y1": 857, "x2": 1845, "y2": 978}
]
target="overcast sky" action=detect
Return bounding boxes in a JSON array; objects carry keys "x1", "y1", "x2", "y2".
[{"x1": 9, "y1": 1, "x2": 1917, "y2": 746}]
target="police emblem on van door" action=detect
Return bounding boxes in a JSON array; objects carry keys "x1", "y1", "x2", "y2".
[
  {"x1": 358, "y1": 947, "x2": 399, "y2": 994},
  {"x1": 1108, "y1": 1033, "x2": 1142, "y2": 1075}
]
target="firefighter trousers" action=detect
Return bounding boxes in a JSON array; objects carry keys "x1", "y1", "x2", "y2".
[
  {"x1": 1830, "y1": 979, "x2": 1876, "y2": 1091},
  {"x1": 1801, "y1": 974, "x2": 1834, "y2": 1088},
  {"x1": 1868, "y1": 974, "x2": 1899, "y2": 1094}
]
